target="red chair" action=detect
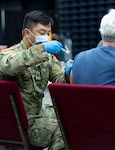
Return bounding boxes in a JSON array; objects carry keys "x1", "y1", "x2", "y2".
[
  {"x1": 48, "y1": 83, "x2": 115, "y2": 150},
  {"x1": 0, "y1": 80, "x2": 43, "y2": 150}
]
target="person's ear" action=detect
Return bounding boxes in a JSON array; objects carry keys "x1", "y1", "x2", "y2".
[{"x1": 22, "y1": 28, "x2": 30, "y2": 38}]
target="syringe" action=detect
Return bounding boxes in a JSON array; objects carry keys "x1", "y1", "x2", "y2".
[{"x1": 61, "y1": 45, "x2": 70, "y2": 54}]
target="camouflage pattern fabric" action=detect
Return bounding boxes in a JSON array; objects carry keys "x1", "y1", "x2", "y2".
[{"x1": 0, "y1": 40, "x2": 66, "y2": 150}]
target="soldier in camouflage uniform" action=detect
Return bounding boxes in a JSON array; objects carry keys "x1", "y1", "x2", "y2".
[{"x1": 0, "y1": 10, "x2": 69, "y2": 150}]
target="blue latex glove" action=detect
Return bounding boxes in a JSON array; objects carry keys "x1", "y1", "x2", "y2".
[
  {"x1": 43, "y1": 40, "x2": 63, "y2": 54},
  {"x1": 65, "y1": 59, "x2": 74, "y2": 76}
]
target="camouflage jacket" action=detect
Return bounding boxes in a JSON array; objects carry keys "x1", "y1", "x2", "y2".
[{"x1": 0, "y1": 40, "x2": 66, "y2": 118}]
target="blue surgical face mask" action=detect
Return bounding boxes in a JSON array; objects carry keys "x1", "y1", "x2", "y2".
[
  {"x1": 35, "y1": 35, "x2": 49, "y2": 43},
  {"x1": 28, "y1": 30, "x2": 49, "y2": 45}
]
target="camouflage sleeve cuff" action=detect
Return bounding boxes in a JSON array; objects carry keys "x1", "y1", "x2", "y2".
[{"x1": 29, "y1": 43, "x2": 46, "y2": 54}]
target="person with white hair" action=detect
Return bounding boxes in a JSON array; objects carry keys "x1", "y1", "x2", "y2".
[{"x1": 70, "y1": 9, "x2": 115, "y2": 85}]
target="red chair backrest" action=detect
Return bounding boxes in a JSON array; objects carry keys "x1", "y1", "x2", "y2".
[
  {"x1": 0, "y1": 80, "x2": 28, "y2": 147},
  {"x1": 48, "y1": 83, "x2": 115, "y2": 150}
]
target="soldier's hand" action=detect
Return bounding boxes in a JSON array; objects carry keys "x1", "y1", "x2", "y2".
[
  {"x1": 43, "y1": 40, "x2": 63, "y2": 54},
  {"x1": 65, "y1": 59, "x2": 74, "y2": 76}
]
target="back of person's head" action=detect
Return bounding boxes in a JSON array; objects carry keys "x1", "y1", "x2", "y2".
[
  {"x1": 22, "y1": 10, "x2": 54, "y2": 30},
  {"x1": 99, "y1": 9, "x2": 115, "y2": 42}
]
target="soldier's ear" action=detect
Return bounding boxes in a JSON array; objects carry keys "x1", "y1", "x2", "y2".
[{"x1": 22, "y1": 28, "x2": 30, "y2": 38}]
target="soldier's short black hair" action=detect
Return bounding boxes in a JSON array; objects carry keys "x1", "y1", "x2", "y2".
[{"x1": 22, "y1": 10, "x2": 54, "y2": 30}]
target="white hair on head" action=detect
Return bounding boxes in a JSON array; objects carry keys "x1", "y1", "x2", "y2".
[{"x1": 99, "y1": 8, "x2": 115, "y2": 42}]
